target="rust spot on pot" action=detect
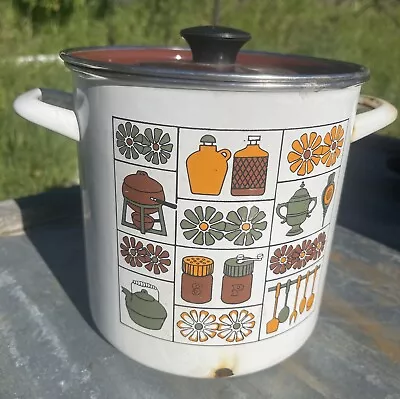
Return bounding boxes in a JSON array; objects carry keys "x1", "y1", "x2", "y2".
[
  {"x1": 209, "y1": 356, "x2": 237, "y2": 378},
  {"x1": 214, "y1": 368, "x2": 234, "y2": 378}
]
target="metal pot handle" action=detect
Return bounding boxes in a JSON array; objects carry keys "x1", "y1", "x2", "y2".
[
  {"x1": 131, "y1": 280, "x2": 159, "y2": 301},
  {"x1": 276, "y1": 203, "x2": 288, "y2": 224},
  {"x1": 13, "y1": 88, "x2": 80, "y2": 141},
  {"x1": 352, "y1": 95, "x2": 397, "y2": 142}
]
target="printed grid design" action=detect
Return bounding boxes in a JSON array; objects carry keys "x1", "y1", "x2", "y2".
[{"x1": 112, "y1": 117, "x2": 348, "y2": 346}]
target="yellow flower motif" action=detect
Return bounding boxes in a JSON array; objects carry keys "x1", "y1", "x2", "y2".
[
  {"x1": 287, "y1": 132, "x2": 323, "y2": 176},
  {"x1": 177, "y1": 310, "x2": 219, "y2": 342},
  {"x1": 218, "y1": 309, "x2": 255, "y2": 343},
  {"x1": 321, "y1": 125, "x2": 345, "y2": 167}
]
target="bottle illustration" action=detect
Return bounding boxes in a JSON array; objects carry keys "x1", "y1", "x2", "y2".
[
  {"x1": 181, "y1": 256, "x2": 214, "y2": 304},
  {"x1": 186, "y1": 135, "x2": 231, "y2": 195},
  {"x1": 221, "y1": 254, "x2": 263, "y2": 304},
  {"x1": 231, "y1": 135, "x2": 269, "y2": 196}
]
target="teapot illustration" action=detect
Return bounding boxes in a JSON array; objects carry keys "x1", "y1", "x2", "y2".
[
  {"x1": 186, "y1": 135, "x2": 231, "y2": 195},
  {"x1": 121, "y1": 280, "x2": 167, "y2": 330},
  {"x1": 276, "y1": 182, "x2": 317, "y2": 236}
]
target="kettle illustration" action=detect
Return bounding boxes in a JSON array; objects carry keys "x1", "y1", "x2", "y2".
[
  {"x1": 186, "y1": 135, "x2": 231, "y2": 195},
  {"x1": 121, "y1": 280, "x2": 167, "y2": 330}
]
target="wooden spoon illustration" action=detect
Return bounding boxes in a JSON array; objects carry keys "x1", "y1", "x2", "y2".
[
  {"x1": 266, "y1": 282, "x2": 281, "y2": 334},
  {"x1": 306, "y1": 267, "x2": 318, "y2": 311},
  {"x1": 299, "y1": 271, "x2": 310, "y2": 314},
  {"x1": 278, "y1": 279, "x2": 291, "y2": 323},
  {"x1": 289, "y1": 275, "x2": 302, "y2": 325}
]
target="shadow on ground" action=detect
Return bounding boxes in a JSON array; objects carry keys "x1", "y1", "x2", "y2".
[
  {"x1": 337, "y1": 133, "x2": 400, "y2": 252},
  {"x1": 14, "y1": 133, "x2": 400, "y2": 332}
]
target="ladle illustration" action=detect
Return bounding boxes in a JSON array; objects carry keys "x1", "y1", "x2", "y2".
[
  {"x1": 278, "y1": 279, "x2": 291, "y2": 323},
  {"x1": 299, "y1": 271, "x2": 310, "y2": 314},
  {"x1": 289, "y1": 275, "x2": 302, "y2": 325},
  {"x1": 266, "y1": 282, "x2": 281, "y2": 334},
  {"x1": 306, "y1": 267, "x2": 319, "y2": 311}
]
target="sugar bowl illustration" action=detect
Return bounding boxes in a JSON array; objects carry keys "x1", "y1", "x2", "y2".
[{"x1": 276, "y1": 182, "x2": 317, "y2": 236}]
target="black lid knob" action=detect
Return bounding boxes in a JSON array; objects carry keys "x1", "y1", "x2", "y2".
[{"x1": 180, "y1": 25, "x2": 251, "y2": 65}]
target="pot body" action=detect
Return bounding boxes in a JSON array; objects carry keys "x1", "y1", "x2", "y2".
[{"x1": 73, "y1": 75, "x2": 360, "y2": 378}]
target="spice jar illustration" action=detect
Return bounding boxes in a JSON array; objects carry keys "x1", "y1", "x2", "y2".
[
  {"x1": 221, "y1": 254, "x2": 263, "y2": 304},
  {"x1": 231, "y1": 135, "x2": 269, "y2": 196},
  {"x1": 181, "y1": 256, "x2": 214, "y2": 304},
  {"x1": 186, "y1": 135, "x2": 231, "y2": 195}
]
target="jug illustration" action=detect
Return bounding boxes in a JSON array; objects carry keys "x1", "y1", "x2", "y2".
[
  {"x1": 186, "y1": 135, "x2": 231, "y2": 195},
  {"x1": 231, "y1": 135, "x2": 269, "y2": 196},
  {"x1": 276, "y1": 182, "x2": 317, "y2": 236}
]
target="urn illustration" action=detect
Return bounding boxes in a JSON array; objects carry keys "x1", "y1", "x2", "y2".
[{"x1": 276, "y1": 182, "x2": 317, "y2": 236}]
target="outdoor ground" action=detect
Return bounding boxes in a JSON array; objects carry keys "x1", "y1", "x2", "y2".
[{"x1": 1, "y1": 0, "x2": 399, "y2": 201}]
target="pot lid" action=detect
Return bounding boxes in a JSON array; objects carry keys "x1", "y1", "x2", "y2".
[
  {"x1": 60, "y1": 25, "x2": 369, "y2": 91},
  {"x1": 123, "y1": 171, "x2": 162, "y2": 194}
]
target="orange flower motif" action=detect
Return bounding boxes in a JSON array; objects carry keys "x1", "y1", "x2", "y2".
[
  {"x1": 287, "y1": 132, "x2": 323, "y2": 176},
  {"x1": 321, "y1": 125, "x2": 345, "y2": 167}
]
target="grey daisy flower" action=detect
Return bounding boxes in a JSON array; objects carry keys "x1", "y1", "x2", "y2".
[
  {"x1": 116, "y1": 122, "x2": 144, "y2": 160},
  {"x1": 142, "y1": 128, "x2": 173, "y2": 165},
  {"x1": 180, "y1": 206, "x2": 226, "y2": 246},
  {"x1": 224, "y1": 206, "x2": 267, "y2": 246}
]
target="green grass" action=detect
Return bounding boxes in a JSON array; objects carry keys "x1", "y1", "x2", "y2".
[{"x1": 1, "y1": 0, "x2": 400, "y2": 200}]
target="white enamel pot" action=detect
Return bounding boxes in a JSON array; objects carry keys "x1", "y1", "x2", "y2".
[{"x1": 13, "y1": 26, "x2": 397, "y2": 378}]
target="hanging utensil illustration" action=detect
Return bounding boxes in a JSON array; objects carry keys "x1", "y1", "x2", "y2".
[
  {"x1": 299, "y1": 271, "x2": 310, "y2": 314},
  {"x1": 121, "y1": 280, "x2": 167, "y2": 330},
  {"x1": 276, "y1": 182, "x2": 317, "y2": 236},
  {"x1": 278, "y1": 279, "x2": 291, "y2": 323},
  {"x1": 289, "y1": 275, "x2": 302, "y2": 325},
  {"x1": 266, "y1": 282, "x2": 281, "y2": 334},
  {"x1": 321, "y1": 172, "x2": 335, "y2": 226},
  {"x1": 307, "y1": 267, "x2": 319, "y2": 311}
]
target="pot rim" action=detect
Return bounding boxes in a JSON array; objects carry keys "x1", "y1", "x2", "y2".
[{"x1": 59, "y1": 45, "x2": 370, "y2": 91}]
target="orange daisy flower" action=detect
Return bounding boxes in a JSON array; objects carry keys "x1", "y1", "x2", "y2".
[
  {"x1": 287, "y1": 132, "x2": 323, "y2": 176},
  {"x1": 321, "y1": 125, "x2": 345, "y2": 167}
]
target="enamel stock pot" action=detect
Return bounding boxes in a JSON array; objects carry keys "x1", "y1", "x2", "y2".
[{"x1": 13, "y1": 25, "x2": 397, "y2": 378}]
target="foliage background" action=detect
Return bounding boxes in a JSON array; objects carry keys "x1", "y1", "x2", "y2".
[{"x1": 1, "y1": 0, "x2": 399, "y2": 200}]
